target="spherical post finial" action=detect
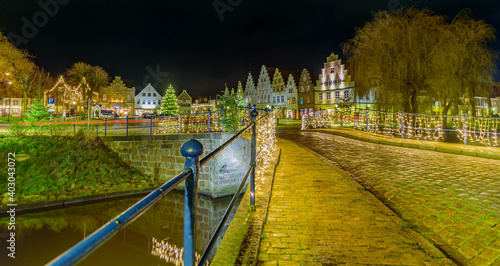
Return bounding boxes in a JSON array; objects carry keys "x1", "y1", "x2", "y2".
[{"x1": 181, "y1": 139, "x2": 204, "y2": 157}]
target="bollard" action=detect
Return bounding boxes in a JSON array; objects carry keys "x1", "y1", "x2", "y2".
[
  {"x1": 207, "y1": 109, "x2": 211, "y2": 133},
  {"x1": 180, "y1": 139, "x2": 204, "y2": 266},
  {"x1": 105, "y1": 118, "x2": 107, "y2": 137},
  {"x1": 250, "y1": 107, "x2": 258, "y2": 208},
  {"x1": 463, "y1": 112, "x2": 467, "y2": 145},
  {"x1": 400, "y1": 109, "x2": 404, "y2": 138},
  {"x1": 366, "y1": 107, "x2": 369, "y2": 132},
  {"x1": 177, "y1": 114, "x2": 180, "y2": 134}
]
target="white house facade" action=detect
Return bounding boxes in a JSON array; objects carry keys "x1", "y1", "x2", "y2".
[{"x1": 134, "y1": 84, "x2": 163, "y2": 116}]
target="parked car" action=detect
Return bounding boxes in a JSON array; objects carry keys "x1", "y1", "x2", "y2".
[{"x1": 101, "y1": 110, "x2": 119, "y2": 118}]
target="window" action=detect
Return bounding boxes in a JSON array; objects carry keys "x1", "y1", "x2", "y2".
[
  {"x1": 287, "y1": 98, "x2": 290, "y2": 104},
  {"x1": 183, "y1": 98, "x2": 186, "y2": 102},
  {"x1": 344, "y1": 90, "x2": 350, "y2": 99},
  {"x1": 142, "y1": 93, "x2": 145, "y2": 96},
  {"x1": 301, "y1": 86, "x2": 304, "y2": 92},
  {"x1": 335, "y1": 91, "x2": 340, "y2": 99},
  {"x1": 142, "y1": 100, "x2": 145, "y2": 104},
  {"x1": 148, "y1": 93, "x2": 151, "y2": 97},
  {"x1": 289, "y1": 88, "x2": 292, "y2": 93},
  {"x1": 153, "y1": 100, "x2": 156, "y2": 104},
  {"x1": 303, "y1": 76, "x2": 306, "y2": 81},
  {"x1": 292, "y1": 97, "x2": 296, "y2": 104},
  {"x1": 307, "y1": 96, "x2": 310, "y2": 104},
  {"x1": 127, "y1": 95, "x2": 131, "y2": 101},
  {"x1": 330, "y1": 67, "x2": 334, "y2": 73},
  {"x1": 103, "y1": 94, "x2": 107, "y2": 101},
  {"x1": 300, "y1": 97, "x2": 304, "y2": 105},
  {"x1": 148, "y1": 100, "x2": 151, "y2": 104},
  {"x1": 273, "y1": 96, "x2": 276, "y2": 103},
  {"x1": 137, "y1": 99, "x2": 140, "y2": 104},
  {"x1": 281, "y1": 96, "x2": 284, "y2": 103},
  {"x1": 319, "y1": 93, "x2": 323, "y2": 101},
  {"x1": 326, "y1": 92, "x2": 331, "y2": 100},
  {"x1": 306, "y1": 85, "x2": 309, "y2": 92},
  {"x1": 153, "y1": 93, "x2": 156, "y2": 97}
]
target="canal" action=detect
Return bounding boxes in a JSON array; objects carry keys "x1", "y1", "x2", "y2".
[{"x1": 0, "y1": 190, "x2": 242, "y2": 265}]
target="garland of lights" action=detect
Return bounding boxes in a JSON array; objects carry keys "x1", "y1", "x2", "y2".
[{"x1": 301, "y1": 108, "x2": 500, "y2": 147}]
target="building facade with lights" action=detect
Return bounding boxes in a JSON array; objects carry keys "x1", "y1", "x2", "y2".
[
  {"x1": 314, "y1": 53, "x2": 355, "y2": 113},
  {"x1": 177, "y1": 90, "x2": 192, "y2": 114},
  {"x1": 135, "y1": 84, "x2": 163, "y2": 116},
  {"x1": 298, "y1": 68, "x2": 317, "y2": 117},
  {"x1": 44, "y1": 76, "x2": 89, "y2": 116},
  {"x1": 244, "y1": 65, "x2": 301, "y2": 118},
  {"x1": 0, "y1": 98, "x2": 22, "y2": 117},
  {"x1": 99, "y1": 76, "x2": 135, "y2": 116}
]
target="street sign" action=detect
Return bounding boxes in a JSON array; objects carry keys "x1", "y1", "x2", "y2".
[{"x1": 48, "y1": 98, "x2": 55, "y2": 104}]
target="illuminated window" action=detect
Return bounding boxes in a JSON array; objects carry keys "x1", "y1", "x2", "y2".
[
  {"x1": 303, "y1": 76, "x2": 306, "y2": 81},
  {"x1": 281, "y1": 96, "x2": 284, "y2": 102},
  {"x1": 306, "y1": 85, "x2": 309, "y2": 92},
  {"x1": 307, "y1": 96, "x2": 310, "y2": 104},
  {"x1": 127, "y1": 95, "x2": 131, "y2": 101},
  {"x1": 330, "y1": 67, "x2": 334, "y2": 73},
  {"x1": 301, "y1": 86, "x2": 304, "y2": 92},
  {"x1": 326, "y1": 92, "x2": 331, "y2": 100},
  {"x1": 292, "y1": 97, "x2": 296, "y2": 104},
  {"x1": 137, "y1": 99, "x2": 140, "y2": 104},
  {"x1": 148, "y1": 100, "x2": 151, "y2": 104},
  {"x1": 300, "y1": 97, "x2": 304, "y2": 105},
  {"x1": 319, "y1": 93, "x2": 323, "y2": 101},
  {"x1": 103, "y1": 94, "x2": 107, "y2": 101}
]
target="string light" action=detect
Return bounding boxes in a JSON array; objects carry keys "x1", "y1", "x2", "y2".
[{"x1": 303, "y1": 108, "x2": 499, "y2": 147}]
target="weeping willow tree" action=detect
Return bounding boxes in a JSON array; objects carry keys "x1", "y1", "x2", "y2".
[{"x1": 344, "y1": 8, "x2": 497, "y2": 117}]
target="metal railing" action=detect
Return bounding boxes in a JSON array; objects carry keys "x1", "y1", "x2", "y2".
[
  {"x1": 302, "y1": 108, "x2": 500, "y2": 147},
  {"x1": 47, "y1": 106, "x2": 273, "y2": 265}
]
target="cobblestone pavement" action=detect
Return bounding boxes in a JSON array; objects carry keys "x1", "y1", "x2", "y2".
[
  {"x1": 278, "y1": 131, "x2": 500, "y2": 265},
  {"x1": 258, "y1": 138, "x2": 454, "y2": 265}
]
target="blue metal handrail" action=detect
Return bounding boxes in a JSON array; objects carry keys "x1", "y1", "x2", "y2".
[
  {"x1": 48, "y1": 107, "x2": 266, "y2": 266},
  {"x1": 47, "y1": 170, "x2": 191, "y2": 265}
]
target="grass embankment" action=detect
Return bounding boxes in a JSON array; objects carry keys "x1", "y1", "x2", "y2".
[{"x1": 0, "y1": 135, "x2": 158, "y2": 206}]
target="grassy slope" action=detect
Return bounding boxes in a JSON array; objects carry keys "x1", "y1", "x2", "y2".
[{"x1": 0, "y1": 136, "x2": 158, "y2": 206}]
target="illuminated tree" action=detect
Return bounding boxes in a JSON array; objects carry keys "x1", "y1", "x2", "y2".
[
  {"x1": 25, "y1": 99, "x2": 50, "y2": 122},
  {"x1": 66, "y1": 62, "x2": 110, "y2": 111},
  {"x1": 345, "y1": 8, "x2": 497, "y2": 117},
  {"x1": 218, "y1": 86, "x2": 244, "y2": 132},
  {"x1": 160, "y1": 84, "x2": 179, "y2": 115},
  {"x1": 0, "y1": 32, "x2": 32, "y2": 98}
]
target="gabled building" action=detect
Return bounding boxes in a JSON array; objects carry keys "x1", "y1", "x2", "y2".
[
  {"x1": 314, "y1": 53, "x2": 355, "y2": 113},
  {"x1": 298, "y1": 69, "x2": 317, "y2": 117},
  {"x1": 135, "y1": 83, "x2": 162, "y2": 116},
  {"x1": 177, "y1": 90, "x2": 192, "y2": 114},
  {"x1": 244, "y1": 73, "x2": 258, "y2": 106},
  {"x1": 99, "y1": 76, "x2": 135, "y2": 116}
]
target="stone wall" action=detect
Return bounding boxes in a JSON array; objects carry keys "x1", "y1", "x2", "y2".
[{"x1": 101, "y1": 133, "x2": 251, "y2": 198}]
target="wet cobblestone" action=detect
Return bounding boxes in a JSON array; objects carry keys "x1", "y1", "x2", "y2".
[
  {"x1": 278, "y1": 131, "x2": 500, "y2": 265},
  {"x1": 258, "y1": 138, "x2": 454, "y2": 265}
]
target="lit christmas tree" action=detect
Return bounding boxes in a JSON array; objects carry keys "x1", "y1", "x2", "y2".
[
  {"x1": 218, "y1": 85, "x2": 244, "y2": 132},
  {"x1": 26, "y1": 99, "x2": 50, "y2": 122},
  {"x1": 160, "y1": 84, "x2": 179, "y2": 115}
]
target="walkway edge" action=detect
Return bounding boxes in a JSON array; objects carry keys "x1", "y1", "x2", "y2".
[
  {"x1": 211, "y1": 147, "x2": 281, "y2": 266},
  {"x1": 310, "y1": 128, "x2": 500, "y2": 160},
  {"x1": 289, "y1": 138, "x2": 459, "y2": 265},
  {"x1": 0, "y1": 188, "x2": 155, "y2": 217}
]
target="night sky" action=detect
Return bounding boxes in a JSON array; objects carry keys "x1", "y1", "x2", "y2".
[{"x1": 1, "y1": 0, "x2": 500, "y2": 97}]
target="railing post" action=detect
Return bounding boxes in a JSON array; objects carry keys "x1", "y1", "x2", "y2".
[
  {"x1": 366, "y1": 106, "x2": 369, "y2": 132},
  {"x1": 177, "y1": 114, "x2": 180, "y2": 134},
  {"x1": 105, "y1": 118, "x2": 107, "y2": 137},
  {"x1": 180, "y1": 139, "x2": 204, "y2": 266},
  {"x1": 207, "y1": 109, "x2": 211, "y2": 133},
  {"x1": 150, "y1": 114, "x2": 153, "y2": 135},
  {"x1": 250, "y1": 107, "x2": 258, "y2": 209},
  {"x1": 463, "y1": 112, "x2": 467, "y2": 145},
  {"x1": 126, "y1": 116, "x2": 129, "y2": 136},
  {"x1": 400, "y1": 109, "x2": 404, "y2": 138}
]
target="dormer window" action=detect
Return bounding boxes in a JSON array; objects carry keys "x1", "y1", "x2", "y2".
[{"x1": 330, "y1": 67, "x2": 334, "y2": 73}]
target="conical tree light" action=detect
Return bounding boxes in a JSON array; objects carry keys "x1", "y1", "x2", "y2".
[{"x1": 161, "y1": 84, "x2": 179, "y2": 115}]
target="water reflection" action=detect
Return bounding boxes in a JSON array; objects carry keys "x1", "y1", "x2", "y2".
[{"x1": 0, "y1": 190, "x2": 241, "y2": 265}]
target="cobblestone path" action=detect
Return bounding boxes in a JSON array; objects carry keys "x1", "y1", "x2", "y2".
[
  {"x1": 258, "y1": 138, "x2": 453, "y2": 265},
  {"x1": 278, "y1": 131, "x2": 500, "y2": 265}
]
